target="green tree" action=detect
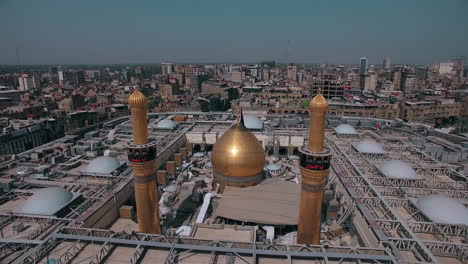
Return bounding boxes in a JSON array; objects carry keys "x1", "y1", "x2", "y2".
[
  {"x1": 88, "y1": 97, "x2": 97, "y2": 104},
  {"x1": 301, "y1": 99, "x2": 311, "y2": 107},
  {"x1": 148, "y1": 97, "x2": 161, "y2": 109}
]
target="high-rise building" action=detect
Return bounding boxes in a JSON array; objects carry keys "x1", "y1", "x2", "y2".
[
  {"x1": 392, "y1": 69, "x2": 402, "y2": 91},
  {"x1": 262, "y1": 68, "x2": 270, "y2": 81},
  {"x1": 18, "y1": 74, "x2": 40, "y2": 92},
  {"x1": 383, "y1": 57, "x2": 391, "y2": 70},
  {"x1": 360, "y1": 73, "x2": 377, "y2": 91},
  {"x1": 58, "y1": 66, "x2": 64, "y2": 85},
  {"x1": 287, "y1": 64, "x2": 298, "y2": 83},
  {"x1": 401, "y1": 71, "x2": 416, "y2": 93},
  {"x1": 161, "y1": 62, "x2": 174, "y2": 76},
  {"x1": 249, "y1": 66, "x2": 259, "y2": 77},
  {"x1": 75, "y1": 70, "x2": 85, "y2": 85},
  {"x1": 415, "y1": 67, "x2": 428, "y2": 80},
  {"x1": 359, "y1": 57, "x2": 368, "y2": 74},
  {"x1": 135, "y1": 67, "x2": 144, "y2": 79}
]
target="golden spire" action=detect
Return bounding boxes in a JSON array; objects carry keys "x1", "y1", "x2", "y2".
[
  {"x1": 128, "y1": 89, "x2": 149, "y2": 144},
  {"x1": 308, "y1": 89, "x2": 328, "y2": 152},
  {"x1": 129, "y1": 89, "x2": 147, "y2": 109}
]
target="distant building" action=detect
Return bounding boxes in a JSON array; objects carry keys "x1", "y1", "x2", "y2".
[
  {"x1": 359, "y1": 57, "x2": 368, "y2": 74},
  {"x1": 58, "y1": 95, "x2": 86, "y2": 112},
  {"x1": 160, "y1": 84, "x2": 181, "y2": 99},
  {"x1": 75, "y1": 70, "x2": 85, "y2": 85},
  {"x1": 84, "y1": 70, "x2": 101, "y2": 82},
  {"x1": 202, "y1": 81, "x2": 238, "y2": 100},
  {"x1": 262, "y1": 68, "x2": 270, "y2": 81},
  {"x1": 400, "y1": 100, "x2": 462, "y2": 122},
  {"x1": 65, "y1": 111, "x2": 98, "y2": 133},
  {"x1": 383, "y1": 57, "x2": 391, "y2": 70},
  {"x1": 249, "y1": 66, "x2": 259, "y2": 78},
  {"x1": 0, "y1": 86, "x2": 20, "y2": 101},
  {"x1": 439, "y1": 62, "x2": 454, "y2": 74},
  {"x1": 188, "y1": 74, "x2": 209, "y2": 92},
  {"x1": 392, "y1": 69, "x2": 402, "y2": 91},
  {"x1": 287, "y1": 64, "x2": 298, "y2": 83},
  {"x1": 415, "y1": 67, "x2": 428, "y2": 80},
  {"x1": 18, "y1": 74, "x2": 40, "y2": 92},
  {"x1": 171, "y1": 73, "x2": 185, "y2": 87},
  {"x1": 451, "y1": 56, "x2": 465, "y2": 69},
  {"x1": 161, "y1": 63, "x2": 174, "y2": 76},
  {"x1": 231, "y1": 70, "x2": 245, "y2": 83},
  {"x1": 63, "y1": 71, "x2": 76, "y2": 84},
  {"x1": 0, "y1": 118, "x2": 57, "y2": 154},
  {"x1": 401, "y1": 71, "x2": 416, "y2": 93},
  {"x1": 58, "y1": 66, "x2": 64, "y2": 85},
  {"x1": 361, "y1": 73, "x2": 377, "y2": 91},
  {"x1": 311, "y1": 74, "x2": 345, "y2": 99}
]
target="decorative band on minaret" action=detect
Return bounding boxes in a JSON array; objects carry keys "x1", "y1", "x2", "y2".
[
  {"x1": 128, "y1": 89, "x2": 161, "y2": 234},
  {"x1": 297, "y1": 91, "x2": 331, "y2": 244}
]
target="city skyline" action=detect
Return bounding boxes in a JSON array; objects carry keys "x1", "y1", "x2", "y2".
[{"x1": 1, "y1": 0, "x2": 467, "y2": 65}]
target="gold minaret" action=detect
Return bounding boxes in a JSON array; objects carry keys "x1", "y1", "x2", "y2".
[
  {"x1": 128, "y1": 89, "x2": 161, "y2": 234},
  {"x1": 297, "y1": 91, "x2": 331, "y2": 244}
]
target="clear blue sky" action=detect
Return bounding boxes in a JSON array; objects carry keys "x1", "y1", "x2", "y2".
[{"x1": 1, "y1": 0, "x2": 467, "y2": 65}]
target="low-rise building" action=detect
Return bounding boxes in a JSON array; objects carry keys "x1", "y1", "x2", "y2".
[{"x1": 400, "y1": 100, "x2": 462, "y2": 122}]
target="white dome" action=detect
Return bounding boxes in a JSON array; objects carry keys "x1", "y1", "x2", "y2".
[
  {"x1": 379, "y1": 160, "x2": 420, "y2": 180},
  {"x1": 355, "y1": 140, "x2": 385, "y2": 154},
  {"x1": 266, "y1": 163, "x2": 281, "y2": 171},
  {"x1": 155, "y1": 119, "x2": 176, "y2": 129},
  {"x1": 19, "y1": 187, "x2": 73, "y2": 215},
  {"x1": 85, "y1": 156, "x2": 121, "y2": 174},
  {"x1": 244, "y1": 115, "x2": 263, "y2": 130},
  {"x1": 417, "y1": 195, "x2": 468, "y2": 225},
  {"x1": 166, "y1": 184, "x2": 179, "y2": 192},
  {"x1": 193, "y1": 152, "x2": 205, "y2": 158},
  {"x1": 335, "y1": 124, "x2": 358, "y2": 135}
]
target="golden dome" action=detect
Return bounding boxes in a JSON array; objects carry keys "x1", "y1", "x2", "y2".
[
  {"x1": 211, "y1": 122, "x2": 265, "y2": 181},
  {"x1": 309, "y1": 93, "x2": 328, "y2": 113},
  {"x1": 128, "y1": 89, "x2": 147, "y2": 109}
]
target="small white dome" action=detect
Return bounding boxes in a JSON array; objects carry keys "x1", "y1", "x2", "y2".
[
  {"x1": 244, "y1": 115, "x2": 263, "y2": 130},
  {"x1": 155, "y1": 119, "x2": 177, "y2": 130},
  {"x1": 20, "y1": 187, "x2": 73, "y2": 215},
  {"x1": 193, "y1": 152, "x2": 205, "y2": 158},
  {"x1": 335, "y1": 124, "x2": 358, "y2": 135},
  {"x1": 166, "y1": 184, "x2": 179, "y2": 192},
  {"x1": 379, "y1": 160, "x2": 420, "y2": 180},
  {"x1": 266, "y1": 163, "x2": 281, "y2": 171},
  {"x1": 417, "y1": 195, "x2": 468, "y2": 225},
  {"x1": 85, "y1": 156, "x2": 121, "y2": 174},
  {"x1": 355, "y1": 140, "x2": 385, "y2": 154}
]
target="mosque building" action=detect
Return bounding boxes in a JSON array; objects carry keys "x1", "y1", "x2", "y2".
[{"x1": 1, "y1": 88, "x2": 467, "y2": 263}]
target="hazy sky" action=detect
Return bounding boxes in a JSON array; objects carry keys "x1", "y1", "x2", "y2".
[{"x1": 1, "y1": 0, "x2": 467, "y2": 65}]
